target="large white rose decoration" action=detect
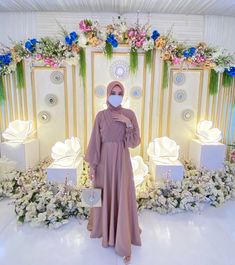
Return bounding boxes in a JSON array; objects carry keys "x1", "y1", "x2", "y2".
[
  {"x1": 2, "y1": 120, "x2": 35, "y2": 142},
  {"x1": 147, "y1": 136, "x2": 180, "y2": 164},
  {"x1": 196, "y1": 120, "x2": 222, "y2": 143},
  {"x1": 51, "y1": 137, "x2": 81, "y2": 167}
]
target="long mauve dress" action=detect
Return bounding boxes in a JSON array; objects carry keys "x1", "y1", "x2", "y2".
[{"x1": 84, "y1": 107, "x2": 142, "y2": 257}]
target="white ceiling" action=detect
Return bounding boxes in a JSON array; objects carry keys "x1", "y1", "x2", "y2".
[{"x1": 0, "y1": 0, "x2": 234, "y2": 16}]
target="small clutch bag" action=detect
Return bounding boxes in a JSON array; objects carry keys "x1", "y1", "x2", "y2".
[{"x1": 81, "y1": 183, "x2": 102, "y2": 207}]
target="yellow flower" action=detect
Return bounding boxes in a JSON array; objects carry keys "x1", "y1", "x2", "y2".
[
  {"x1": 155, "y1": 37, "x2": 166, "y2": 49},
  {"x1": 162, "y1": 51, "x2": 171, "y2": 60}
]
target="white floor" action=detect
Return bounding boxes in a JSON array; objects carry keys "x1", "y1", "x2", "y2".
[{"x1": 1, "y1": 199, "x2": 235, "y2": 265}]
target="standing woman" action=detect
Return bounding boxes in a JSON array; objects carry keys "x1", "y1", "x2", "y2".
[{"x1": 84, "y1": 80, "x2": 142, "y2": 264}]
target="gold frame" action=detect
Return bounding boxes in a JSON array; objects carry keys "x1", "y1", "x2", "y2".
[
  {"x1": 166, "y1": 68, "x2": 204, "y2": 136},
  {"x1": 31, "y1": 66, "x2": 69, "y2": 138}
]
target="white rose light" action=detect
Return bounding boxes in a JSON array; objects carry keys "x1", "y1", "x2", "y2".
[
  {"x1": 51, "y1": 137, "x2": 81, "y2": 167},
  {"x1": 147, "y1": 136, "x2": 179, "y2": 164},
  {"x1": 196, "y1": 120, "x2": 222, "y2": 143},
  {"x1": 2, "y1": 120, "x2": 35, "y2": 143},
  {"x1": 131, "y1": 156, "x2": 148, "y2": 186}
]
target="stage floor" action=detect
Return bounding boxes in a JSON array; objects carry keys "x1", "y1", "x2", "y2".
[{"x1": 0, "y1": 198, "x2": 235, "y2": 265}]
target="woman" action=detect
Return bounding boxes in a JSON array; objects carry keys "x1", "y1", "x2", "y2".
[{"x1": 84, "y1": 80, "x2": 142, "y2": 264}]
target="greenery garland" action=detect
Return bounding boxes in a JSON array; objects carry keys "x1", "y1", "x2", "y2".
[
  {"x1": 16, "y1": 60, "x2": 25, "y2": 89},
  {"x1": 130, "y1": 48, "x2": 138, "y2": 75},
  {"x1": 104, "y1": 42, "x2": 113, "y2": 60},
  {"x1": 145, "y1": 49, "x2": 153, "y2": 70},
  {"x1": 0, "y1": 76, "x2": 5, "y2": 104},
  {"x1": 162, "y1": 60, "x2": 169, "y2": 89},
  {"x1": 79, "y1": 48, "x2": 86, "y2": 87},
  {"x1": 223, "y1": 71, "x2": 234, "y2": 88},
  {"x1": 209, "y1": 69, "x2": 219, "y2": 95}
]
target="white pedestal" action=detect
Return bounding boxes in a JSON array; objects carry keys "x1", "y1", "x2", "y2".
[
  {"x1": 0, "y1": 157, "x2": 17, "y2": 174},
  {"x1": 46, "y1": 157, "x2": 83, "y2": 186},
  {"x1": 189, "y1": 139, "x2": 226, "y2": 170},
  {"x1": 149, "y1": 158, "x2": 184, "y2": 182},
  {"x1": 0, "y1": 139, "x2": 40, "y2": 171}
]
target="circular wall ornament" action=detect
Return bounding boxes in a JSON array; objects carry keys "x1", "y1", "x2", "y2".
[
  {"x1": 130, "y1": 86, "x2": 142, "y2": 99},
  {"x1": 182, "y1": 109, "x2": 194, "y2": 121},
  {"x1": 38, "y1": 111, "x2": 51, "y2": 123},
  {"x1": 174, "y1": 89, "x2": 187, "y2": 103},
  {"x1": 95, "y1": 85, "x2": 106, "y2": 98},
  {"x1": 173, "y1": 72, "x2": 185, "y2": 86},
  {"x1": 50, "y1": 71, "x2": 64, "y2": 84},
  {"x1": 45, "y1": 94, "x2": 58, "y2": 106},
  {"x1": 110, "y1": 60, "x2": 129, "y2": 80}
]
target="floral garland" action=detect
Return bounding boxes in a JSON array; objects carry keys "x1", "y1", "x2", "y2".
[
  {"x1": 0, "y1": 157, "x2": 235, "y2": 228},
  {"x1": 0, "y1": 17, "x2": 235, "y2": 103}
]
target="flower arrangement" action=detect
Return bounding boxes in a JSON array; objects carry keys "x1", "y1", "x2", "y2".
[
  {"x1": 1, "y1": 156, "x2": 235, "y2": 228},
  {"x1": 0, "y1": 17, "x2": 234, "y2": 104}
]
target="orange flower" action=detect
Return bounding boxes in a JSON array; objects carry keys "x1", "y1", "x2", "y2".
[
  {"x1": 203, "y1": 61, "x2": 215, "y2": 69},
  {"x1": 106, "y1": 24, "x2": 114, "y2": 33},
  {"x1": 155, "y1": 37, "x2": 166, "y2": 49},
  {"x1": 71, "y1": 43, "x2": 80, "y2": 53},
  {"x1": 162, "y1": 51, "x2": 171, "y2": 60}
]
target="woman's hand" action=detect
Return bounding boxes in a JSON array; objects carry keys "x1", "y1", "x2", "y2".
[
  {"x1": 89, "y1": 167, "x2": 95, "y2": 181},
  {"x1": 111, "y1": 112, "x2": 131, "y2": 126},
  {"x1": 90, "y1": 174, "x2": 95, "y2": 181}
]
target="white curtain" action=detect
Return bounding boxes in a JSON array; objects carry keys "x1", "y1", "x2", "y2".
[{"x1": 204, "y1": 15, "x2": 235, "y2": 53}]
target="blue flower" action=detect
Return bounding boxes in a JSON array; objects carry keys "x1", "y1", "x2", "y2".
[
  {"x1": 183, "y1": 47, "x2": 196, "y2": 58},
  {"x1": 0, "y1": 53, "x2": 12, "y2": 66},
  {"x1": 65, "y1": 35, "x2": 73, "y2": 46},
  {"x1": 65, "y1": 32, "x2": 78, "y2": 46},
  {"x1": 106, "y1": 34, "x2": 118, "y2": 48},
  {"x1": 225, "y1": 66, "x2": 235, "y2": 76},
  {"x1": 25, "y1": 38, "x2": 38, "y2": 52},
  {"x1": 30, "y1": 38, "x2": 38, "y2": 45},
  {"x1": 151, "y1": 30, "x2": 160, "y2": 41},
  {"x1": 69, "y1": 31, "x2": 77, "y2": 41}
]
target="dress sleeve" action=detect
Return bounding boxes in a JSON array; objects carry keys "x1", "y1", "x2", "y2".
[
  {"x1": 84, "y1": 112, "x2": 102, "y2": 177},
  {"x1": 124, "y1": 111, "x2": 141, "y2": 149}
]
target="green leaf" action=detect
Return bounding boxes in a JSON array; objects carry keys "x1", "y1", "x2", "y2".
[
  {"x1": 222, "y1": 71, "x2": 233, "y2": 88},
  {"x1": 209, "y1": 69, "x2": 219, "y2": 95},
  {"x1": 0, "y1": 75, "x2": 5, "y2": 104},
  {"x1": 16, "y1": 60, "x2": 25, "y2": 89},
  {"x1": 79, "y1": 48, "x2": 86, "y2": 88},
  {"x1": 104, "y1": 42, "x2": 113, "y2": 60},
  {"x1": 162, "y1": 61, "x2": 169, "y2": 89},
  {"x1": 145, "y1": 49, "x2": 153, "y2": 70},
  {"x1": 129, "y1": 48, "x2": 138, "y2": 75}
]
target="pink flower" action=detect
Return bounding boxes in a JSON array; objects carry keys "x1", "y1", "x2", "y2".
[
  {"x1": 136, "y1": 41, "x2": 142, "y2": 47},
  {"x1": 172, "y1": 57, "x2": 180, "y2": 65},
  {"x1": 128, "y1": 30, "x2": 134, "y2": 37},
  {"x1": 79, "y1": 20, "x2": 92, "y2": 32},
  {"x1": 36, "y1": 54, "x2": 42, "y2": 60}
]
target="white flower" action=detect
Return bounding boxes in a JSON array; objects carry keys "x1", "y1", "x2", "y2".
[
  {"x1": 147, "y1": 137, "x2": 180, "y2": 164},
  {"x1": 142, "y1": 39, "x2": 154, "y2": 51},
  {"x1": 78, "y1": 34, "x2": 87, "y2": 48},
  {"x1": 2, "y1": 120, "x2": 35, "y2": 142},
  {"x1": 196, "y1": 120, "x2": 222, "y2": 143}
]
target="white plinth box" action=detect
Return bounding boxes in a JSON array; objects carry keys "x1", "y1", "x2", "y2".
[
  {"x1": 46, "y1": 157, "x2": 83, "y2": 186},
  {"x1": 149, "y1": 158, "x2": 184, "y2": 181},
  {"x1": 0, "y1": 139, "x2": 40, "y2": 171},
  {"x1": 189, "y1": 139, "x2": 226, "y2": 170},
  {"x1": 0, "y1": 159, "x2": 17, "y2": 174}
]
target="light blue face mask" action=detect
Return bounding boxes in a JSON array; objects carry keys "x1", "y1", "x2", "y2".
[{"x1": 108, "y1": 95, "x2": 123, "y2": 107}]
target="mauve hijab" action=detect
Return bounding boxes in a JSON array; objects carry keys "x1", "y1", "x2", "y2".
[{"x1": 106, "y1": 81, "x2": 124, "y2": 112}]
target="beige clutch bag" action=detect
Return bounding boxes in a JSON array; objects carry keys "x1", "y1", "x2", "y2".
[{"x1": 81, "y1": 182, "x2": 102, "y2": 207}]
